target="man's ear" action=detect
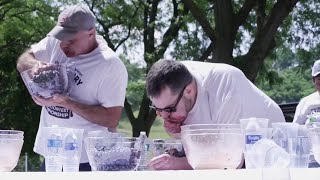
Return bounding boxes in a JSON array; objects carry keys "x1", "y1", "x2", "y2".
[{"x1": 88, "y1": 28, "x2": 95, "y2": 37}]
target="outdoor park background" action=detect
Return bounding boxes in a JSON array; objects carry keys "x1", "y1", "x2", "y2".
[{"x1": 1, "y1": 0, "x2": 320, "y2": 171}]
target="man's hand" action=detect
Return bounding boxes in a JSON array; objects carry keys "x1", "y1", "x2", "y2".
[
  {"x1": 147, "y1": 154, "x2": 192, "y2": 170},
  {"x1": 33, "y1": 94, "x2": 70, "y2": 107}
]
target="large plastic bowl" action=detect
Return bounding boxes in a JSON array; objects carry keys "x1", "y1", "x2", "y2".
[
  {"x1": 181, "y1": 124, "x2": 244, "y2": 169},
  {"x1": 181, "y1": 124, "x2": 241, "y2": 132},
  {"x1": 20, "y1": 64, "x2": 74, "y2": 98},
  {"x1": 0, "y1": 130, "x2": 24, "y2": 172},
  {"x1": 84, "y1": 136, "x2": 142, "y2": 171},
  {"x1": 0, "y1": 130, "x2": 24, "y2": 139}
]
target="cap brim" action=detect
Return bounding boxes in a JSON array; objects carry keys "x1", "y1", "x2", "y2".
[
  {"x1": 47, "y1": 26, "x2": 78, "y2": 41},
  {"x1": 312, "y1": 72, "x2": 320, "y2": 77}
]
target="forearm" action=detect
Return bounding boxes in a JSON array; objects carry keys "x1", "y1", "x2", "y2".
[
  {"x1": 66, "y1": 99, "x2": 122, "y2": 128},
  {"x1": 16, "y1": 49, "x2": 39, "y2": 72}
]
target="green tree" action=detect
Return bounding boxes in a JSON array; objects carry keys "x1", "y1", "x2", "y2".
[{"x1": 0, "y1": 0, "x2": 61, "y2": 171}]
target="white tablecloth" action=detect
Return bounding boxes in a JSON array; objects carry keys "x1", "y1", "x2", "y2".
[{"x1": 1, "y1": 169, "x2": 319, "y2": 180}]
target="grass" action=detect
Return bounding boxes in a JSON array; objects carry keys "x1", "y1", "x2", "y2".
[{"x1": 117, "y1": 115, "x2": 171, "y2": 139}]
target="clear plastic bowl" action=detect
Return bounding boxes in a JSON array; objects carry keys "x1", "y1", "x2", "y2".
[
  {"x1": 20, "y1": 63, "x2": 74, "y2": 98},
  {"x1": 0, "y1": 139, "x2": 24, "y2": 172},
  {"x1": 181, "y1": 124, "x2": 244, "y2": 169},
  {"x1": 0, "y1": 130, "x2": 24, "y2": 139},
  {"x1": 84, "y1": 136, "x2": 142, "y2": 171}
]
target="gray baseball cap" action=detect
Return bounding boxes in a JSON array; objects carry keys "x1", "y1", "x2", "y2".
[{"x1": 47, "y1": 4, "x2": 95, "y2": 41}]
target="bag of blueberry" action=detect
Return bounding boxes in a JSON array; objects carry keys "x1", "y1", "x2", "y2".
[{"x1": 20, "y1": 63, "x2": 74, "y2": 98}]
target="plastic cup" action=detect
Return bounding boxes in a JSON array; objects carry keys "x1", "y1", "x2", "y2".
[
  {"x1": 240, "y1": 118, "x2": 269, "y2": 131},
  {"x1": 248, "y1": 138, "x2": 290, "y2": 168},
  {"x1": 308, "y1": 127, "x2": 320, "y2": 165},
  {"x1": 271, "y1": 122, "x2": 299, "y2": 152},
  {"x1": 288, "y1": 136, "x2": 310, "y2": 168},
  {"x1": 287, "y1": 126, "x2": 311, "y2": 168}
]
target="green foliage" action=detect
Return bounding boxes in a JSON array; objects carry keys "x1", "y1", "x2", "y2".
[
  {"x1": 118, "y1": 113, "x2": 170, "y2": 139},
  {"x1": 0, "y1": 0, "x2": 60, "y2": 171},
  {"x1": 257, "y1": 67, "x2": 314, "y2": 104},
  {"x1": 256, "y1": 45, "x2": 320, "y2": 104}
]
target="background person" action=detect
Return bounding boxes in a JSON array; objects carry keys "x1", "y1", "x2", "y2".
[
  {"x1": 16, "y1": 4, "x2": 128, "y2": 171},
  {"x1": 293, "y1": 59, "x2": 320, "y2": 168},
  {"x1": 145, "y1": 59, "x2": 285, "y2": 170}
]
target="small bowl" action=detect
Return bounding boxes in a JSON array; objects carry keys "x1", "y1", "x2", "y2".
[{"x1": 84, "y1": 136, "x2": 142, "y2": 171}]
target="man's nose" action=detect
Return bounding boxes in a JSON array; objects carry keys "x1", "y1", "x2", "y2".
[{"x1": 60, "y1": 41, "x2": 70, "y2": 48}]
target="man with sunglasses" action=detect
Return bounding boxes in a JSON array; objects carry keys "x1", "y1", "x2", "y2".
[{"x1": 146, "y1": 59, "x2": 285, "y2": 170}]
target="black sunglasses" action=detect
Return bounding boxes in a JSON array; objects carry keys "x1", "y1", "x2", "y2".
[{"x1": 149, "y1": 86, "x2": 186, "y2": 113}]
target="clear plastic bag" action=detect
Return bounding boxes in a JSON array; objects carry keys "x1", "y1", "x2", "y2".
[{"x1": 20, "y1": 63, "x2": 75, "y2": 98}]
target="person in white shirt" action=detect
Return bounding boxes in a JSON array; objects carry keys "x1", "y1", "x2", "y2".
[
  {"x1": 293, "y1": 59, "x2": 320, "y2": 125},
  {"x1": 16, "y1": 4, "x2": 128, "y2": 171},
  {"x1": 145, "y1": 59, "x2": 285, "y2": 170},
  {"x1": 293, "y1": 59, "x2": 320, "y2": 168}
]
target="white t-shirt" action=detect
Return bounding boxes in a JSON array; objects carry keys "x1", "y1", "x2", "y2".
[
  {"x1": 181, "y1": 61, "x2": 286, "y2": 126},
  {"x1": 293, "y1": 91, "x2": 320, "y2": 125},
  {"x1": 31, "y1": 35, "x2": 128, "y2": 163},
  {"x1": 293, "y1": 92, "x2": 320, "y2": 165}
]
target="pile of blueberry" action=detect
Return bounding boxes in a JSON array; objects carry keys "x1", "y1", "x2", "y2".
[
  {"x1": 33, "y1": 69, "x2": 60, "y2": 84},
  {"x1": 96, "y1": 159, "x2": 138, "y2": 171},
  {"x1": 31, "y1": 67, "x2": 66, "y2": 97},
  {"x1": 165, "y1": 148, "x2": 186, "y2": 157}
]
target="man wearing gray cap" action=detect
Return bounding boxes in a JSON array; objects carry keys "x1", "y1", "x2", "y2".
[
  {"x1": 293, "y1": 59, "x2": 320, "y2": 168},
  {"x1": 16, "y1": 4, "x2": 128, "y2": 171}
]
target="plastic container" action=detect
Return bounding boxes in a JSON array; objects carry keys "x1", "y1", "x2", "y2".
[
  {"x1": 20, "y1": 63, "x2": 74, "y2": 98},
  {"x1": 181, "y1": 125, "x2": 244, "y2": 169},
  {"x1": 0, "y1": 130, "x2": 24, "y2": 172},
  {"x1": 84, "y1": 136, "x2": 142, "y2": 171}
]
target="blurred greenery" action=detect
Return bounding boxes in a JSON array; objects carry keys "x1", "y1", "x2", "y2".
[{"x1": 118, "y1": 114, "x2": 170, "y2": 140}]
